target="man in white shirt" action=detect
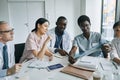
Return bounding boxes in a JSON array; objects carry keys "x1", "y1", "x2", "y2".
[
  {"x1": 110, "y1": 21, "x2": 120, "y2": 64},
  {"x1": 0, "y1": 21, "x2": 22, "y2": 77},
  {"x1": 48, "y1": 16, "x2": 72, "y2": 56}
]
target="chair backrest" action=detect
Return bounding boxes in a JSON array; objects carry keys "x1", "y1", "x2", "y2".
[{"x1": 15, "y1": 43, "x2": 25, "y2": 63}]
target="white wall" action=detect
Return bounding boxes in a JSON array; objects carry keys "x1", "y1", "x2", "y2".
[
  {"x1": 85, "y1": 0, "x2": 102, "y2": 33},
  {"x1": 0, "y1": 0, "x2": 9, "y2": 22},
  {"x1": 116, "y1": 0, "x2": 120, "y2": 21},
  {"x1": 54, "y1": 0, "x2": 81, "y2": 39},
  {"x1": 0, "y1": 0, "x2": 102, "y2": 43},
  {"x1": 45, "y1": 0, "x2": 56, "y2": 30}
]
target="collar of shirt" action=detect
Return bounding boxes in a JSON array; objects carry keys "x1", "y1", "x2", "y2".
[
  {"x1": 81, "y1": 32, "x2": 92, "y2": 40},
  {"x1": 0, "y1": 42, "x2": 5, "y2": 50}
]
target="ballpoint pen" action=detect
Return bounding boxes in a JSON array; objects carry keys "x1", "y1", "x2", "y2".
[
  {"x1": 79, "y1": 61, "x2": 91, "y2": 63},
  {"x1": 22, "y1": 59, "x2": 28, "y2": 63},
  {"x1": 100, "y1": 62, "x2": 104, "y2": 70},
  {"x1": 54, "y1": 54, "x2": 63, "y2": 59},
  {"x1": 112, "y1": 62, "x2": 118, "y2": 70}
]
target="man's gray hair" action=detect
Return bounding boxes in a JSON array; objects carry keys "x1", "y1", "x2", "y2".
[{"x1": 0, "y1": 21, "x2": 8, "y2": 25}]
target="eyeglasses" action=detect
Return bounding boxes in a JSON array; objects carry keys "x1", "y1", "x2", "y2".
[{"x1": 0, "y1": 28, "x2": 14, "y2": 33}]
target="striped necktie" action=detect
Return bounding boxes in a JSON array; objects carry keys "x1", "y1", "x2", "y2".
[{"x1": 2, "y1": 45, "x2": 9, "y2": 69}]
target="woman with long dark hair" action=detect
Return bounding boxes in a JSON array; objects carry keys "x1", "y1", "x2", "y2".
[{"x1": 20, "y1": 18, "x2": 53, "y2": 62}]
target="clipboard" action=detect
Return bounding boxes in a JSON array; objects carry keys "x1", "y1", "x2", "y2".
[{"x1": 60, "y1": 65, "x2": 94, "y2": 80}]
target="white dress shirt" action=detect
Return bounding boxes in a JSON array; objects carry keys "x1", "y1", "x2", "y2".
[
  {"x1": 110, "y1": 38, "x2": 120, "y2": 59},
  {"x1": 0, "y1": 42, "x2": 15, "y2": 77},
  {"x1": 48, "y1": 28, "x2": 72, "y2": 53}
]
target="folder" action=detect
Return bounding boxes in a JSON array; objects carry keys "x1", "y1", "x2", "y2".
[{"x1": 60, "y1": 65, "x2": 94, "y2": 80}]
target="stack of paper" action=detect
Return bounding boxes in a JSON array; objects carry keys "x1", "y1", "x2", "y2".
[
  {"x1": 28, "y1": 59, "x2": 49, "y2": 69},
  {"x1": 73, "y1": 56, "x2": 99, "y2": 71},
  {"x1": 100, "y1": 61, "x2": 116, "y2": 71},
  {"x1": 73, "y1": 61, "x2": 98, "y2": 71}
]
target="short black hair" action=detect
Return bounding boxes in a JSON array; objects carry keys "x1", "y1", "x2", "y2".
[
  {"x1": 113, "y1": 21, "x2": 120, "y2": 29},
  {"x1": 56, "y1": 16, "x2": 67, "y2": 23},
  {"x1": 77, "y1": 15, "x2": 91, "y2": 26}
]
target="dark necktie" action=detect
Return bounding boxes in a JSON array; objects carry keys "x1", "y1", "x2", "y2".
[{"x1": 2, "y1": 45, "x2": 9, "y2": 69}]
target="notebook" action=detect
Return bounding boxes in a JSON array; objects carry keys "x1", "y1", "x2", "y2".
[
  {"x1": 73, "y1": 56, "x2": 98, "y2": 71},
  {"x1": 60, "y1": 65, "x2": 94, "y2": 80},
  {"x1": 73, "y1": 61, "x2": 98, "y2": 71},
  {"x1": 100, "y1": 61, "x2": 117, "y2": 71},
  {"x1": 28, "y1": 59, "x2": 49, "y2": 69}
]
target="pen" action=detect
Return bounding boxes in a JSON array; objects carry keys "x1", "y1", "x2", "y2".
[
  {"x1": 54, "y1": 54, "x2": 63, "y2": 59},
  {"x1": 22, "y1": 59, "x2": 28, "y2": 63},
  {"x1": 100, "y1": 62, "x2": 104, "y2": 70},
  {"x1": 65, "y1": 52, "x2": 73, "y2": 58},
  {"x1": 112, "y1": 62, "x2": 118, "y2": 70},
  {"x1": 79, "y1": 61, "x2": 91, "y2": 63},
  {"x1": 22, "y1": 58, "x2": 34, "y2": 63}
]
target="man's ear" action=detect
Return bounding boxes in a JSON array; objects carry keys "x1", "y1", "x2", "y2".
[{"x1": 0, "y1": 35, "x2": 2, "y2": 40}]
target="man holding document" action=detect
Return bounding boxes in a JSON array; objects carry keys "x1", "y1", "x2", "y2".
[{"x1": 68, "y1": 15, "x2": 111, "y2": 64}]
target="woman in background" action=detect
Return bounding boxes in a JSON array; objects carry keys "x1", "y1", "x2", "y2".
[
  {"x1": 110, "y1": 21, "x2": 120, "y2": 64},
  {"x1": 20, "y1": 18, "x2": 53, "y2": 63}
]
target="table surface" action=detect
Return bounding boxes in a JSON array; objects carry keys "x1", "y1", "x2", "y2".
[{"x1": 1, "y1": 55, "x2": 120, "y2": 80}]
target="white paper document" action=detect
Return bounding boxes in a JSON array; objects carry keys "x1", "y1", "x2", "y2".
[
  {"x1": 28, "y1": 59, "x2": 49, "y2": 69},
  {"x1": 54, "y1": 53, "x2": 63, "y2": 59},
  {"x1": 73, "y1": 56, "x2": 99, "y2": 71},
  {"x1": 100, "y1": 61, "x2": 116, "y2": 71}
]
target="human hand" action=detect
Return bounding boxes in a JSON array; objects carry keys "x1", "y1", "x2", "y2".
[
  {"x1": 49, "y1": 55, "x2": 53, "y2": 61},
  {"x1": 7, "y1": 64, "x2": 22, "y2": 75},
  {"x1": 45, "y1": 49, "x2": 53, "y2": 61},
  {"x1": 113, "y1": 58, "x2": 120, "y2": 65},
  {"x1": 45, "y1": 36, "x2": 51, "y2": 44},
  {"x1": 101, "y1": 44, "x2": 112, "y2": 58},
  {"x1": 68, "y1": 56, "x2": 76, "y2": 64},
  {"x1": 57, "y1": 49, "x2": 67, "y2": 56},
  {"x1": 102, "y1": 44, "x2": 112, "y2": 52}
]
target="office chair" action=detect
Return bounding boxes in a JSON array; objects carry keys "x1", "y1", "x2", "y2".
[{"x1": 15, "y1": 43, "x2": 25, "y2": 63}]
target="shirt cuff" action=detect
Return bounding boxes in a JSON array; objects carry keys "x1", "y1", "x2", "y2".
[{"x1": 0, "y1": 69, "x2": 7, "y2": 77}]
